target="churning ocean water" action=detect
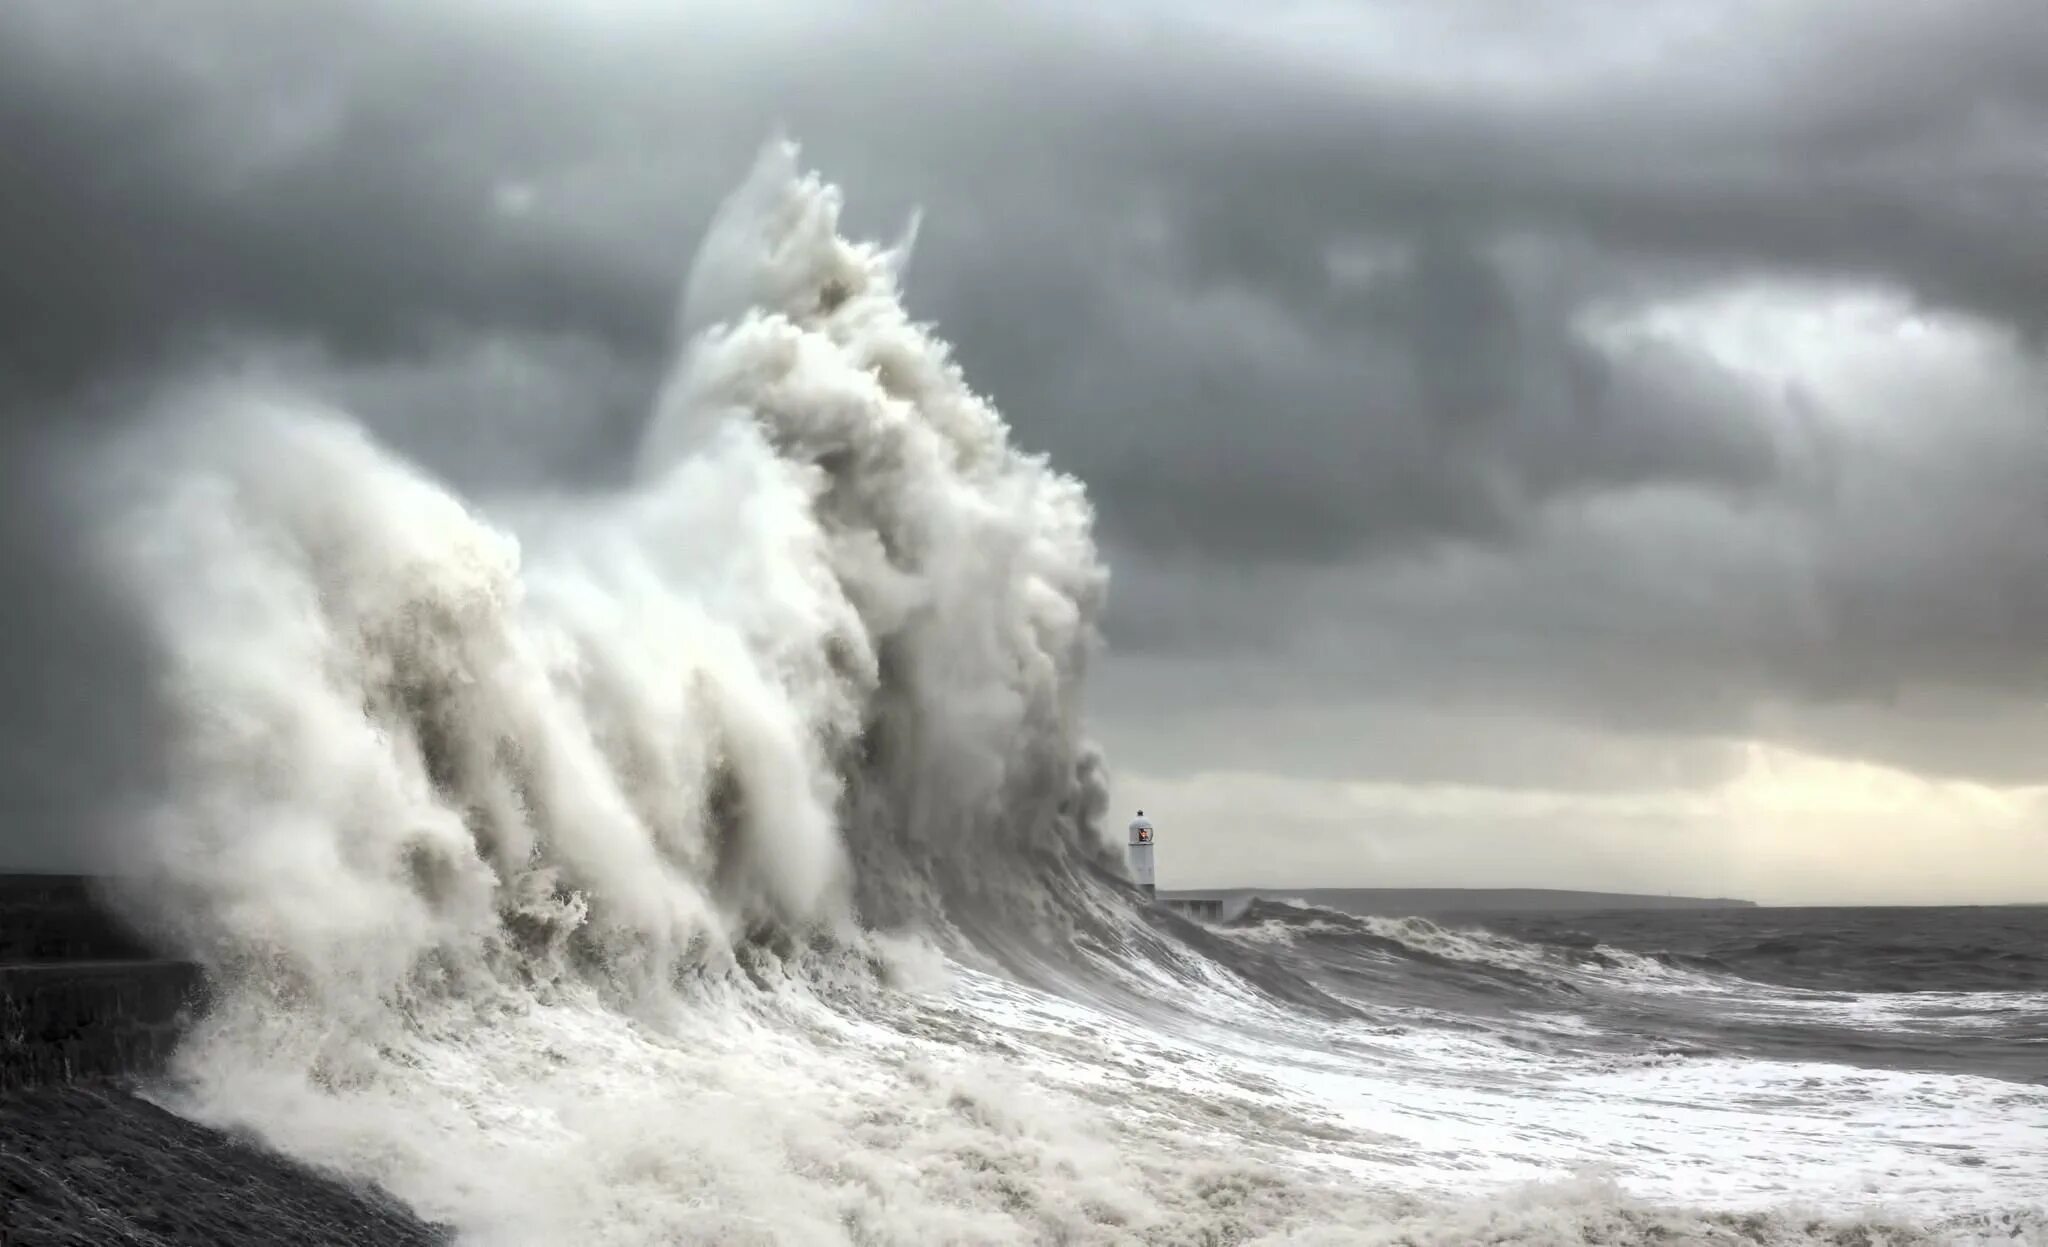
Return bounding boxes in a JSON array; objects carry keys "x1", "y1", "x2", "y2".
[{"x1": 57, "y1": 142, "x2": 2046, "y2": 1244}]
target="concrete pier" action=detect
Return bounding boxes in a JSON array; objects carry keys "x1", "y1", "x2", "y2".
[
  {"x1": 0, "y1": 874, "x2": 202, "y2": 1089},
  {"x1": 1161, "y1": 896, "x2": 1225, "y2": 921},
  {"x1": 0, "y1": 875, "x2": 454, "y2": 1242}
]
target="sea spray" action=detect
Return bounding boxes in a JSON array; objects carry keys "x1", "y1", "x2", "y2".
[{"x1": 95, "y1": 138, "x2": 1115, "y2": 1010}]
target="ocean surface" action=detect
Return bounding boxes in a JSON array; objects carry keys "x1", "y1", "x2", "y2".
[{"x1": 36, "y1": 142, "x2": 2046, "y2": 1244}]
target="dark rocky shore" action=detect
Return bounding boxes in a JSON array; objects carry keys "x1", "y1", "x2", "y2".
[
  {"x1": 1, "y1": 1085, "x2": 450, "y2": 1246},
  {"x1": 0, "y1": 874, "x2": 448, "y2": 1245}
]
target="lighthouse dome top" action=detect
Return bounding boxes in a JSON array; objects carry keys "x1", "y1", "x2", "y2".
[{"x1": 1127, "y1": 811, "x2": 1154, "y2": 846}]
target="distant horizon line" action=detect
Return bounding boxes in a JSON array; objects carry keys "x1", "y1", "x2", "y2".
[{"x1": 1157, "y1": 884, "x2": 2048, "y2": 909}]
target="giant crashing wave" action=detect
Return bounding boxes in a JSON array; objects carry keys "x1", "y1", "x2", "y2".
[
  {"x1": 95, "y1": 138, "x2": 1134, "y2": 1008},
  {"x1": 63, "y1": 143, "x2": 2019, "y2": 1246}
]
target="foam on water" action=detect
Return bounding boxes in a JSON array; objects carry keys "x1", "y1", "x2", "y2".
[{"x1": 77, "y1": 142, "x2": 2046, "y2": 1245}]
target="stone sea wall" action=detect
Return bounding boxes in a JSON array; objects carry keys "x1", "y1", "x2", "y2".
[{"x1": 0, "y1": 874, "x2": 200, "y2": 1091}]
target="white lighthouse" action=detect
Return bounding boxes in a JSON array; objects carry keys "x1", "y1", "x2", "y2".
[{"x1": 1126, "y1": 811, "x2": 1156, "y2": 899}]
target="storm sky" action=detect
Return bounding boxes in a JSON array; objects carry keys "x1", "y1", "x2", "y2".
[{"x1": 4, "y1": 0, "x2": 2046, "y2": 902}]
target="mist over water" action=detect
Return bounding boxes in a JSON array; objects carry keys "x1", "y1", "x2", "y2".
[{"x1": 69, "y1": 144, "x2": 2046, "y2": 1245}]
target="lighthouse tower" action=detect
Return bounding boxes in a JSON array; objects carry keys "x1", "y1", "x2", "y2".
[{"x1": 1126, "y1": 811, "x2": 1156, "y2": 899}]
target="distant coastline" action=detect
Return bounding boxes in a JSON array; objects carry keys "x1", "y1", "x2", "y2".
[{"x1": 1160, "y1": 887, "x2": 1757, "y2": 914}]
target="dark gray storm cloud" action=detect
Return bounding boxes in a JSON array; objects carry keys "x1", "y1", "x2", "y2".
[
  {"x1": 3, "y1": 0, "x2": 2046, "y2": 872},
  {"x1": 0, "y1": 420, "x2": 166, "y2": 868}
]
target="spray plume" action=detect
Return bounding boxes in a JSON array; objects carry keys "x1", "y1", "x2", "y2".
[{"x1": 94, "y1": 139, "x2": 1117, "y2": 1011}]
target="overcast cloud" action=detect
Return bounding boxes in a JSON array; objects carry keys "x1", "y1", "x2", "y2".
[{"x1": 3, "y1": 0, "x2": 2046, "y2": 900}]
